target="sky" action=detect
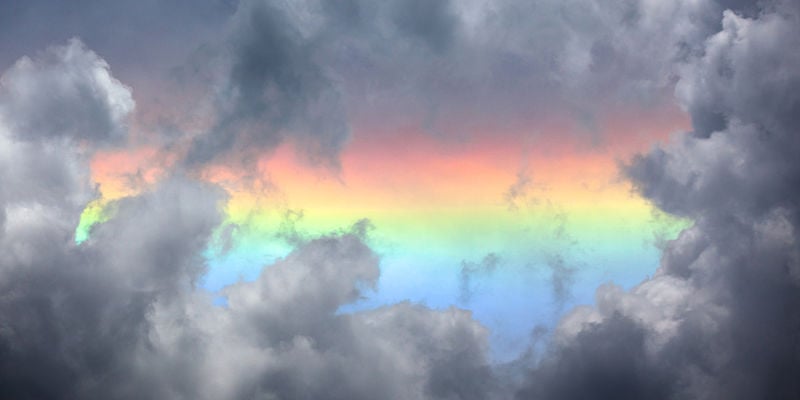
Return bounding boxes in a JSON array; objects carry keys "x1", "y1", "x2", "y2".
[{"x1": 0, "y1": 0, "x2": 799, "y2": 399}]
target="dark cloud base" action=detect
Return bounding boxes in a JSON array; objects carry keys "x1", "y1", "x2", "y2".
[{"x1": 2, "y1": 0, "x2": 800, "y2": 399}]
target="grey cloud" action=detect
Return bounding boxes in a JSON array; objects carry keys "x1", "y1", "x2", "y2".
[
  {"x1": 187, "y1": 0, "x2": 738, "y2": 168},
  {"x1": 5, "y1": 2, "x2": 800, "y2": 400},
  {"x1": 0, "y1": 0, "x2": 772, "y2": 171},
  {"x1": 6, "y1": 0, "x2": 749, "y2": 170},
  {"x1": 543, "y1": 253, "x2": 576, "y2": 310},
  {"x1": 274, "y1": 209, "x2": 306, "y2": 246},
  {"x1": 1, "y1": 207, "x2": 496, "y2": 399},
  {"x1": 504, "y1": 168, "x2": 532, "y2": 211},
  {"x1": 0, "y1": 177, "x2": 225, "y2": 399},
  {"x1": 0, "y1": 39, "x2": 133, "y2": 226},
  {"x1": 0, "y1": 0, "x2": 235, "y2": 83},
  {"x1": 185, "y1": 0, "x2": 350, "y2": 169},
  {"x1": 517, "y1": 2, "x2": 800, "y2": 399},
  {"x1": 518, "y1": 315, "x2": 676, "y2": 400},
  {"x1": 184, "y1": 0, "x2": 465, "y2": 169},
  {"x1": 0, "y1": 0, "x2": 235, "y2": 160},
  {"x1": 222, "y1": 233, "x2": 380, "y2": 343},
  {"x1": 0, "y1": 41, "x2": 495, "y2": 400},
  {"x1": 459, "y1": 253, "x2": 501, "y2": 304},
  {"x1": 205, "y1": 235, "x2": 494, "y2": 399},
  {"x1": 507, "y1": 179, "x2": 580, "y2": 311},
  {"x1": 0, "y1": 38, "x2": 133, "y2": 144},
  {"x1": 389, "y1": 0, "x2": 459, "y2": 54},
  {"x1": 0, "y1": 41, "x2": 210, "y2": 398}
]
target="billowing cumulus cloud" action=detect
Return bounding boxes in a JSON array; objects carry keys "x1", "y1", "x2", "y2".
[
  {"x1": 0, "y1": 40, "x2": 494, "y2": 399},
  {"x1": 0, "y1": 39, "x2": 132, "y2": 232},
  {"x1": 2, "y1": 0, "x2": 800, "y2": 399},
  {"x1": 0, "y1": 39, "x2": 134, "y2": 144},
  {"x1": 517, "y1": 2, "x2": 800, "y2": 399}
]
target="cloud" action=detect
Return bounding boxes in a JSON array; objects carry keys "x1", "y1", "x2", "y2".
[
  {"x1": 204, "y1": 234, "x2": 494, "y2": 399},
  {"x1": 3, "y1": 1, "x2": 800, "y2": 399},
  {"x1": 0, "y1": 0, "x2": 235, "y2": 80},
  {"x1": 2, "y1": 0, "x2": 770, "y2": 171},
  {"x1": 0, "y1": 38, "x2": 133, "y2": 231},
  {"x1": 519, "y1": 314, "x2": 677, "y2": 400},
  {"x1": 184, "y1": 0, "x2": 745, "y2": 169},
  {"x1": 184, "y1": 0, "x2": 351, "y2": 169},
  {"x1": 542, "y1": 253, "x2": 577, "y2": 311},
  {"x1": 0, "y1": 40, "x2": 496, "y2": 399},
  {"x1": 459, "y1": 253, "x2": 501, "y2": 304},
  {"x1": 4, "y1": 0, "x2": 740, "y2": 175},
  {"x1": 504, "y1": 168, "x2": 532, "y2": 211},
  {"x1": 183, "y1": 0, "x2": 464, "y2": 169},
  {"x1": 517, "y1": 2, "x2": 800, "y2": 399},
  {"x1": 0, "y1": 38, "x2": 133, "y2": 144},
  {"x1": 388, "y1": 0, "x2": 459, "y2": 53},
  {"x1": 0, "y1": 176, "x2": 225, "y2": 399},
  {"x1": 2, "y1": 200, "x2": 496, "y2": 398}
]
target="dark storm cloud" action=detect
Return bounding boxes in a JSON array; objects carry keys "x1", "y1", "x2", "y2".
[
  {"x1": 3, "y1": 1, "x2": 800, "y2": 399},
  {"x1": 3, "y1": 0, "x2": 741, "y2": 171},
  {"x1": 0, "y1": 177, "x2": 225, "y2": 399},
  {"x1": 0, "y1": 41, "x2": 220, "y2": 398},
  {"x1": 518, "y1": 315, "x2": 676, "y2": 400},
  {"x1": 187, "y1": 0, "x2": 748, "y2": 168},
  {"x1": 516, "y1": 1, "x2": 800, "y2": 399},
  {"x1": 2, "y1": 205, "x2": 496, "y2": 399},
  {"x1": 0, "y1": 40, "x2": 496, "y2": 399},
  {"x1": 185, "y1": 0, "x2": 465, "y2": 168},
  {"x1": 185, "y1": 0, "x2": 350, "y2": 168},
  {"x1": 1, "y1": 0, "x2": 768, "y2": 169},
  {"x1": 389, "y1": 0, "x2": 459, "y2": 53}
]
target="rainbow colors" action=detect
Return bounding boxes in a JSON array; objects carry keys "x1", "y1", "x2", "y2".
[{"x1": 77, "y1": 109, "x2": 690, "y2": 360}]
